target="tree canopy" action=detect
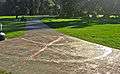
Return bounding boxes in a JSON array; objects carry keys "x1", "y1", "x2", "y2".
[{"x1": 0, "y1": 0, "x2": 120, "y2": 17}]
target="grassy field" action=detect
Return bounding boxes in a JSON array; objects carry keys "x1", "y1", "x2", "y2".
[
  {"x1": 0, "y1": 16, "x2": 28, "y2": 39},
  {"x1": 0, "y1": 21, "x2": 26, "y2": 39},
  {"x1": 42, "y1": 18, "x2": 120, "y2": 49},
  {"x1": 0, "y1": 16, "x2": 38, "y2": 19},
  {"x1": 0, "y1": 16, "x2": 40, "y2": 39}
]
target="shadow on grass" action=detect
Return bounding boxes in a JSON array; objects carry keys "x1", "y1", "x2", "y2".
[
  {"x1": 1, "y1": 17, "x2": 120, "y2": 33},
  {"x1": 1, "y1": 21, "x2": 44, "y2": 34},
  {"x1": 0, "y1": 22, "x2": 26, "y2": 33},
  {"x1": 43, "y1": 17, "x2": 120, "y2": 29},
  {"x1": 0, "y1": 18, "x2": 16, "y2": 21},
  {"x1": 97, "y1": 18, "x2": 120, "y2": 24},
  {"x1": 43, "y1": 19, "x2": 90, "y2": 29},
  {"x1": 0, "y1": 16, "x2": 44, "y2": 22}
]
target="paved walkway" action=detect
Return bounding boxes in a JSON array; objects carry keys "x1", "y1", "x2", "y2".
[{"x1": 0, "y1": 20, "x2": 120, "y2": 74}]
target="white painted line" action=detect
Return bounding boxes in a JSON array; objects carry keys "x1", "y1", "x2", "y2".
[
  {"x1": 30, "y1": 36, "x2": 64, "y2": 58},
  {"x1": 26, "y1": 45, "x2": 112, "y2": 63},
  {"x1": 95, "y1": 46, "x2": 112, "y2": 59},
  {"x1": 21, "y1": 35, "x2": 112, "y2": 63},
  {"x1": 21, "y1": 38, "x2": 46, "y2": 45}
]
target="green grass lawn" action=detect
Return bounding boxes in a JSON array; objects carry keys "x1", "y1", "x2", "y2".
[
  {"x1": 0, "y1": 16, "x2": 16, "y2": 19},
  {"x1": 0, "y1": 21, "x2": 26, "y2": 39},
  {"x1": 0, "y1": 16, "x2": 38, "y2": 19},
  {"x1": 0, "y1": 16, "x2": 40, "y2": 39},
  {"x1": 42, "y1": 18, "x2": 120, "y2": 49}
]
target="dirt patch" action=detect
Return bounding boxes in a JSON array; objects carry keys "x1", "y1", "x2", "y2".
[{"x1": 0, "y1": 20, "x2": 120, "y2": 74}]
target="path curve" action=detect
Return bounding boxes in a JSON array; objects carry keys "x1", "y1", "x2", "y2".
[{"x1": 0, "y1": 20, "x2": 119, "y2": 74}]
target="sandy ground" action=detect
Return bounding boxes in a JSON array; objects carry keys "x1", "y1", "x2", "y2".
[{"x1": 0, "y1": 20, "x2": 120, "y2": 74}]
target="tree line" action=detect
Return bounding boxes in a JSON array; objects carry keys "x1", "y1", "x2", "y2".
[{"x1": 0, "y1": 0, "x2": 120, "y2": 18}]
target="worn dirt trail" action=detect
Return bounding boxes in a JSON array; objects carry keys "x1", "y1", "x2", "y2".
[{"x1": 0, "y1": 20, "x2": 120, "y2": 74}]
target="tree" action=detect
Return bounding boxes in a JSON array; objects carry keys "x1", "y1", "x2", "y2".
[{"x1": 0, "y1": 0, "x2": 120, "y2": 17}]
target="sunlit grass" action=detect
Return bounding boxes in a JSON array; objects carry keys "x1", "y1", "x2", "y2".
[
  {"x1": 0, "y1": 16, "x2": 16, "y2": 19},
  {"x1": 6, "y1": 31, "x2": 25, "y2": 39},
  {"x1": 0, "y1": 16, "x2": 38, "y2": 19},
  {"x1": 42, "y1": 18, "x2": 120, "y2": 49},
  {"x1": 42, "y1": 18, "x2": 80, "y2": 23}
]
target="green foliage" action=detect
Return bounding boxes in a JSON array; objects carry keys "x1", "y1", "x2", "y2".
[{"x1": 1, "y1": 0, "x2": 120, "y2": 17}]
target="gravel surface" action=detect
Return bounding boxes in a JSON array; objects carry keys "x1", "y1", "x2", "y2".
[{"x1": 0, "y1": 20, "x2": 120, "y2": 74}]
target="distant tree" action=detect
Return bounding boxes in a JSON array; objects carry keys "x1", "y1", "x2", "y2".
[{"x1": 0, "y1": 0, "x2": 120, "y2": 17}]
